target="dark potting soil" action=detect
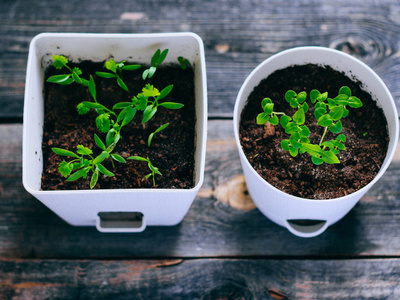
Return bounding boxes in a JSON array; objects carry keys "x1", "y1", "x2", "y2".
[
  {"x1": 41, "y1": 61, "x2": 196, "y2": 190},
  {"x1": 239, "y1": 64, "x2": 389, "y2": 199}
]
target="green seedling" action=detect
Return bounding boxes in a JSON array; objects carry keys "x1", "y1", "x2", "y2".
[
  {"x1": 51, "y1": 134, "x2": 126, "y2": 189},
  {"x1": 113, "y1": 83, "x2": 184, "y2": 124},
  {"x1": 177, "y1": 56, "x2": 190, "y2": 70},
  {"x1": 127, "y1": 156, "x2": 162, "y2": 187},
  {"x1": 47, "y1": 55, "x2": 89, "y2": 86},
  {"x1": 142, "y1": 49, "x2": 169, "y2": 80},
  {"x1": 257, "y1": 86, "x2": 363, "y2": 165},
  {"x1": 96, "y1": 59, "x2": 141, "y2": 92},
  {"x1": 148, "y1": 123, "x2": 169, "y2": 146}
]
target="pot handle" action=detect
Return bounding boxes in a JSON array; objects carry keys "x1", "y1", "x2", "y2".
[
  {"x1": 284, "y1": 219, "x2": 329, "y2": 238},
  {"x1": 95, "y1": 212, "x2": 146, "y2": 233}
]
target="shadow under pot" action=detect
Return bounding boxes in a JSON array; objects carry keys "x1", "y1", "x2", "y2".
[{"x1": 234, "y1": 46, "x2": 398, "y2": 238}]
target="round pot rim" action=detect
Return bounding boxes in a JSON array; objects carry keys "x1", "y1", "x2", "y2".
[{"x1": 233, "y1": 46, "x2": 399, "y2": 203}]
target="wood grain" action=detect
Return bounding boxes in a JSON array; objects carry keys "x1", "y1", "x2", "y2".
[
  {"x1": 1, "y1": 0, "x2": 400, "y2": 118},
  {"x1": 2, "y1": 121, "x2": 400, "y2": 259},
  {"x1": 1, "y1": 258, "x2": 399, "y2": 299}
]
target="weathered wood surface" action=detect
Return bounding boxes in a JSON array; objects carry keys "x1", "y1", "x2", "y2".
[
  {"x1": 2, "y1": 121, "x2": 400, "y2": 259},
  {"x1": 1, "y1": 258, "x2": 400, "y2": 300},
  {"x1": 1, "y1": 0, "x2": 400, "y2": 119}
]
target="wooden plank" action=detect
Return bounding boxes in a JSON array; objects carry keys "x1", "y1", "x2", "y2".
[
  {"x1": 2, "y1": 122, "x2": 400, "y2": 258},
  {"x1": 1, "y1": 0, "x2": 400, "y2": 118},
  {"x1": 1, "y1": 258, "x2": 400, "y2": 299}
]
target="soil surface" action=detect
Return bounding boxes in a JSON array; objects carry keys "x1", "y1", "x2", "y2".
[
  {"x1": 239, "y1": 64, "x2": 389, "y2": 199},
  {"x1": 41, "y1": 61, "x2": 196, "y2": 190}
]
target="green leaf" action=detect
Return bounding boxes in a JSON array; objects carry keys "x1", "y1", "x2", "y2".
[
  {"x1": 348, "y1": 96, "x2": 363, "y2": 108},
  {"x1": 293, "y1": 108, "x2": 305, "y2": 125},
  {"x1": 256, "y1": 112, "x2": 269, "y2": 125},
  {"x1": 72, "y1": 70, "x2": 82, "y2": 84},
  {"x1": 301, "y1": 102, "x2": 309, "y2": 113},
  {"x1": 113, "y1": 102, "x2": 132, "y2": 110},
  {"x1": 128, "y1": 156, "x2": 148, "y2": 162},
  {"x1": 97, "y1": 164, "x2": 115, "y2": 177},
  {"x1": 154, "y1": 123, "x2": 169, "y2": 133},
  {"x1": 289, "y1": 98, "x2": 299, "y2": 108},
  {"x1": 77, "y1": 102, "x2": 90, "y2": 115},
  {"x1": 281, "y1": 139, "x2": 290, "y2": 151},
  {"x1": 67, "y1": 168, "x2": 89, "y2": 182},
  {"x1": 338, "y1": 143, "x2": 346, "y2": 151},
  {"x1": 47, "y1": 74, "x2": 72, "y2": 84},
  {"x1": 334, "y1": 94, "x2": 349, "y2": 105},
  {"x1": 261, "y1": 98, "x2": 272, "y2": 109},
  {"x1": 81, "y1": 101, "x2": 105, "y2": 109},
  {"x1": 314, "y1": 107, "x2": 327, "y2": 120},
  {"x1": 327, "y1": 98, "x2": 337, "y2": 109},
  {"x1": 302, "y1": 143, "x2": 322, "y2": 157},
  {"x1": 157, "y1": 49, "x2": 169, "y2": 66},
  {"x1": 93, "y1": 151, "x2": 109, "y2": 165},
  {"x1": 88, "y1": 76, "x2": 96, "y2": 102},
  {"x1": 52, "y1": 55, "x2": 68, "y2": 69},
  {"x1": 52, "y1": 147, "x2": 80, "y2": 158},
  {"x1": 263, "y1": 103, "x2": 274, "y2": 115},
  {"x1": 151, "y1": 49, "x2": 161, "y2": 66},
  {"x1": 148, "y1": 66, "x2": 157, "y2": 78},
  {"x1": 106, "y1": 129, "x2": 115, "y2": 147},
  {"x1": 311, "y1": 156, "x2": 324, "y2": 165},
  {"x1": 178, "y1": 56, "x2": 190, "y2": 69},
  {"x1": 280, "y1": 115, "x2": 292, "y2": 128},
  {"x1": 322, "y1": 150, "x2": 340, "y2": 164},
  {"x1": 297, "y1": 91, "x2": 307, "y2": 103},
  {"x1": 339, "y1": 86, "x2": 351, "y2": 97},
  {"x1": 159, "y1": 102, "x2": 184, "y2": 109},
  {"x1": 121, "y1": 107, "x2": 137, "y2": 127},
  {"x1": 122, "y1": 64, "x2": 141, "y2": 71},
  {"x1": 90, "y1": 169, "x2": 99, "y2": 189},
  {"x1": 117, "y1": 105, "x2": 134, "y2": 123},
  {"x1": 337, "y1": 134, "x2": 346, "y2": 142},
  {"x1": 142, "y1": 69, "x2": 150, "y2": 80},
  {"x1": 329, "y1": 120, "x2": 343, "y2": 134},
  {"x1": 319, "y1": 92, "x2": 328, "y2": 102},
  {"x1": 317, "y1": 114, "x2": 333, "y2": 127},
  {"x1": 142, "y1": 105, "x2": 158, "y2": 124},
  {"x1": 111, "y1": 154, "x2": 126, "y2": 163},
  {"x1": 142, "y1": 84, "x2": 160, "y2": 97},
  {"x1": 310, "y1": 89, "x2": 321, "y2": 103},
  {"x1": 96, "y1": 114, "x2": 111, "y2": 133},
  {"x1": 148, "y1": 133, "x2": 155, "y2": 147},
  {"x1": 289, "y1": 147, "x2": 299, "y2": 157},
  {"x1": 289, "y1": 134, "x2": 302, "y2": 149},
  {"x1": 58, "y1": 161, "x2": 73, "y2": 178},
  {"x1": 285, "y1": 90, "x2": 296, "y2": 102},
  {"x1": 77, "y1": 145, "x2": 93, "y2": 156},
  {"x1": 157, "y1": 85, "x2": 173, "y2": 101},
  {"x1": 95, "y1": 72, "x2": 117, "y2": 78},
  {"x1": 94, "y1": 134, "x2": 106, "y2": 150},
  {"x1": 329, "y1": 106, "x2": 344, "y2": 120},
  {"x1": 269, "y1": 114, "x2": 279, "y2": 126},
  {"x1": 117, "y1": 77, "x2": 129, "y2": 92},
  {"x1": 300, "y1": 125, "x2": 310, "y2": 137},
  {"x1": 343, "y1": 108, "x2": 349, "y2": 118},
  {"x1": 285, "y1": 122, "x2": 299, "y2": 134},
  {"x1": 104, "y1": 59, "x2": 118, "y2": 73}
]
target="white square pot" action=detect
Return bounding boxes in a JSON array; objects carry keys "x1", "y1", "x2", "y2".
[
  {"x1": 23, "y1": 32, "x2": 208, "y2": 232},
  {"x1": 234, "y1": 46, "x2": 399, "y2": 238}
]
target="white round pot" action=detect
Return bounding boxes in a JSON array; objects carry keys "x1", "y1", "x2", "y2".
[{"x1": 233, "y1": 46, "x2": 399, "y2": 238}]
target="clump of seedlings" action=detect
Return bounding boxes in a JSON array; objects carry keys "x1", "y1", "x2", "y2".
[
  {"x1": 257, "y1": 86, "x2": 363, "y2": 165},
  {"x1": 47, "y1": 50, "x2": 187, "y2": 188}
]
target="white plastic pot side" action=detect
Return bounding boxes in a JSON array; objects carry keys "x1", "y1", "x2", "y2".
[
  {"x1": 23, "y1": 32, "x2": 208, "y2": 233},
  {"x1": 234, "y1": 47, "x2": 399, "y2": 238}
]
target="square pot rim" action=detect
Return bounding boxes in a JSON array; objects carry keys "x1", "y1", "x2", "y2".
[{"x1": 23, "y1": 31, "x2": 207, "y2": 196}]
